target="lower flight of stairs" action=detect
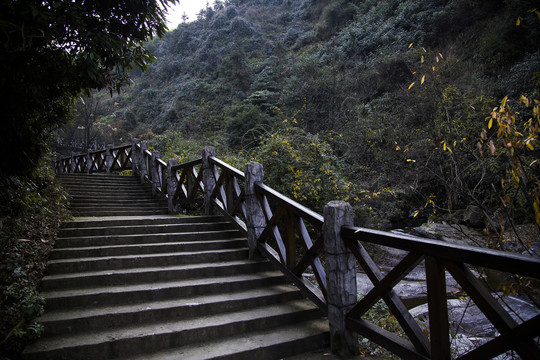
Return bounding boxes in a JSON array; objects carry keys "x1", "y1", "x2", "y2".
[
  {"x1": 56, "y1": 173, "x2": 168, "y2": 217},
  {"x1": 24, "y1": 199, "x2": 329, "y2": 359}
]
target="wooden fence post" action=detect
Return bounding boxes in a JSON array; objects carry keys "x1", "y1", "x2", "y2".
[
  {"x1": 202, "y1": 146, "x2": 216, "y2": 215},
  {"x1": 167, "y1": 158, "x2": 178, "y2": 213},
  {"x1": 86, "y1": 150, "x2": 91, "y2": 174},
  {"x1": 70, "y1": 152, "x2": 76, "y2": 173},
  {"x1": 139, "y1": 141, "x2": 148, "y2": 183},
  {"x1": 131, "y1": 139, "x2": 139, "y2": 174},
  {"x1": 105, "y1": 144, "x2": 114, "y2": 173},
  {"x1": 323, "y1": 200, "x2": 359, "y2": 357},
  {"x1": 244, "y1": 162, "x2": 265, "y2": 259},
  {"x1": 151, "y1": 151, "x2": 161, "y2": 196}
]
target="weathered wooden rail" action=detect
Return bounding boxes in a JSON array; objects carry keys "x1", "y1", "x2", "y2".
[{"x1": 55, "y1": 141, "x2": 540, "y2": 359}]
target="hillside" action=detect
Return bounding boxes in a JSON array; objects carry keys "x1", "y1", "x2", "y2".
[{"x1": 57, "y1": 0, "x2": 540, "y2": 232}]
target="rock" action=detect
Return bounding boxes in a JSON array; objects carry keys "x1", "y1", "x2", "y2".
[{"x1": 463, "y1": 205, "x2": 485, "y2": 228}]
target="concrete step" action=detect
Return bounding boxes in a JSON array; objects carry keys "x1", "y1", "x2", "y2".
[
  {"x1": 41, "y1": 260, "x2": 274, "y2": 291},
  {"x1": 54, "y1": 229, "x2": 242, "y2": 248},
  {"x1": 49, "y1": 239, "x2": 247, "y2": 260},
  {"x1": 57, "y1": 174, "x2": 141, "y2": 181},
  {"x1": 46, "y1": 248, "x2": 249, "y2": 274},
  {"x1": 58, "y1": 221, "x2": 236, "y2": 238},
  {"x1": 63, "y1": 186, "x2": 149, "y2": 194},
  {"x1": 71, "y1": 209, "x2": 169, "y2": 217},
  {"x1": 60, "y1": 215, "x2": 224, "y2": 229},
  {"x1": 68, "y1": 198, "x2": 159, "y2": 204},
  {"x1": 41, "y1": 285, "x2": 303, "y2": 336},
  {"x1": 116, "y1": 319, "x2": 329, "y2": 360},
  {"x1": 24, "y1": 299, "x2": 322, "y2": 360},
  {"x1": 69, "y1": 205, "x2": 166, "y2": 213},
  {"x1": 43, "y1": 271, "x2": 287, "y2": 310}
]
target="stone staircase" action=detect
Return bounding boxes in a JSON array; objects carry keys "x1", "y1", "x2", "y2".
[
  {"x1": 23, "y1": 173, "x2": 329, "y2": 359},
  {"x1": 56, "y1": 173, "x2": 168, "y2": 217}
]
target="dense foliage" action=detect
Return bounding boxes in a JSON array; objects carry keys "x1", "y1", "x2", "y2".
[
  {"x1": 0, "y1": 153, "x2": 70, "y2": 359},
  {"x1": 1, "y1": 1, "x2": 177, "y2": 358},
  {"x1": 0, "y1": 0, "x2": 177, "y2": 176},
  {"x1": 61, "y1": 0, "x2": 539, "y2": 240}
]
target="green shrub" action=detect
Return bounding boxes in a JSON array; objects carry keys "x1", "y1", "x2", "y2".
[{"x1": 0, "y1": 150, "x2": 70, "y2": 359}]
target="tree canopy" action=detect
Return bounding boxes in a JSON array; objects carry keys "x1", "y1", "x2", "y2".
[{"x1": 0, "y1": 0, "x2": 177, "y2": 176}]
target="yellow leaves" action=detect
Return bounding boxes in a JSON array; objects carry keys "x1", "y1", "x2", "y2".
[
  {"x1": 408, "y1": 42, "x2": 414, "y2": 49},
  {"x1": 441, "y1": 140, "x2": 453, "y2": 153},
  {"x1": 520, "y1": 94, "x2": 530, "y2": 107},
  {"x1": 421, "y1": 74, "x2": 426, "y2": 84},
  {"x1": 528, "y1": 8, "x2": 540, "y2": 21},
  {"x1": 420, "y1": 55, "x2": 424, "y2": 64},
  {"x1": 534, "y1": 199, "x2": 540, "y2": 226},
  {"x1": 501, "y1": 96, "x2": 508, "y2": 110},
  {"x1": 408, "y1": 82, "x2": 415, "y2": 90},
  {"x1": 406, "y1": 159, "x2": 416, "y2": 163},
  {"x1": 516, "y1": 17, "x2": 521, "y2": 26},
  {"x1": 488, "y1": 118, "x2": 493, "y2": 129},
  {"x1": 511, "y1": 168, "x2": 520, "y2": 186},
  {"x1": 412, "y1": 210, "x2": 420, "y2": 218}
]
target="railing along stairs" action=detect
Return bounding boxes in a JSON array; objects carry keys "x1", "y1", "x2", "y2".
[{"x1": 55, "y1": 140, "x2": 540, "y2": 359}]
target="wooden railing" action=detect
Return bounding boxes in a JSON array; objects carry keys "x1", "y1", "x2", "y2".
[
  {"x1": 55, "y1": 141, "x2": 540, "y2": 359},
  {"x1": 341, "y1": 225, "x2": 540, "y2": 359},
  {"x1": 54, "y1": 144, "x2": 132, "y2": 174},
  {"x1": 254, "y1": 182, "x2": 327, "y2": 310}
]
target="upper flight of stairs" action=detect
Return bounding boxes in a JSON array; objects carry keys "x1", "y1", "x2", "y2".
[
  {"x1": 23, "y1": 174, "x2": 329, "y2": 359},
  {"x1": 56, "y1": 173, "x2": 168, "y2": 217}
]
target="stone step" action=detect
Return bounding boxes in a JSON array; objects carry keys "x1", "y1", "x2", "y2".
[
  {"x1": 61, "y1": 215, "x2": 223, "y2": 229},
  {"x1": 43, "y1": 271, "x2": 287, "y2": 310},
  {"x1": 49, "y1": 238, "x2": 247, "y2": 260},
  {"x1": 71, "y1": 209, "x2": 169, "y2": 217},
  {"x1": 68, "y1": 198, "x2": 159, "y2": 204},
  {"x1": 115, "y1": 319, "x2": 329, "y2": 360},
  {"x1": 23, "y1": 299, "x2": 322, "y2": 360},
  {"x1": 46, "y1": 248, "x2": 249, "y2": 274},
  {"x1": 69, "y1": 205, "x2": 166, "y2": 213},
  {"x1": 41, "y1": 285, "x2": 303, "y2": 336},
  {"x1": 67, "y1": 188, "x2": 153, "y2": 201},
  {"x1": 63, "y1": 186, "x2": 148, "y2": 194},
  {"x1": 58, "y1": 221, "x2": 236, "y2": 238},
  {"x1": 56, "y1": 174, "x2": 140, "y2": 184},
  {"x1": 54, "y1": 229, "x2": 242, "y2": 248},
  {"x1": 41, "y1": 260, "x2": 274, "y2": 291}
]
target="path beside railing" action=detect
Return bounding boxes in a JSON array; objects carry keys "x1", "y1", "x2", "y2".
[{"x1": 55, "y1": 140, "x2": 540, "y2": 359}]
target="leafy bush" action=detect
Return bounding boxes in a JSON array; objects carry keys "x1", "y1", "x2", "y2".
[
  {"x1": 250, "y1": 119, "x2": 353, "y2": 211},
  {"x1": 225, "y1": 102, "x2": 273, "y2": 148},
  {"x1": 0, "y1": 150, "x2": 70, "y2": 359}
]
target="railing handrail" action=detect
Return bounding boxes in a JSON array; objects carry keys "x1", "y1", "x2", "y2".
[
  {"x1": 255, "y1": 182, "x2": 324, "y2": 226},
  {"x1": 209, "y1": 156, "x2": 245, "y2": 179},
  {"x1": 342, "y1": 225, "x2": 540, "y2": 279}
]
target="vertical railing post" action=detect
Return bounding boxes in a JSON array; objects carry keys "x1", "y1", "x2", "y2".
[
  {"x1": 202, "y1": 146, "x2": 217, "y2": 215},
  {"x1": 70, "y1": 152, "x2": 76, "y2": 173},
  {"x1": 426, "y1": 257, "x2": 450, "y2": 359},
  {"x1": 131, "y1": 138, "x2": 139, "y2": 175},
  {"x1": 139, "y1": 141, "x2": 148, "y2": 183},
  {"x1": 167, "y1": 158, "x2": 179, "y2": 213},
  {"x1": 105, "y1": 144, "x2": 114, "y2": 173},
  {"x1": 323, "y1": 201, "x2": 359, "y2": 357},
  {"x1": 244, "y1": 162, "x2": 265, "y2": 259},
  {"x1": 151, "y1": 151, "x2": 161, "y2": 196},
  {"x1": 86, "y1": 150, "x2": 92, "y2": 174}
]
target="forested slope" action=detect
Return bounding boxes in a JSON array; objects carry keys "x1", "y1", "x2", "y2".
[{"x1": 59, "y1": 0, "x2": 540, "y2": 232}]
